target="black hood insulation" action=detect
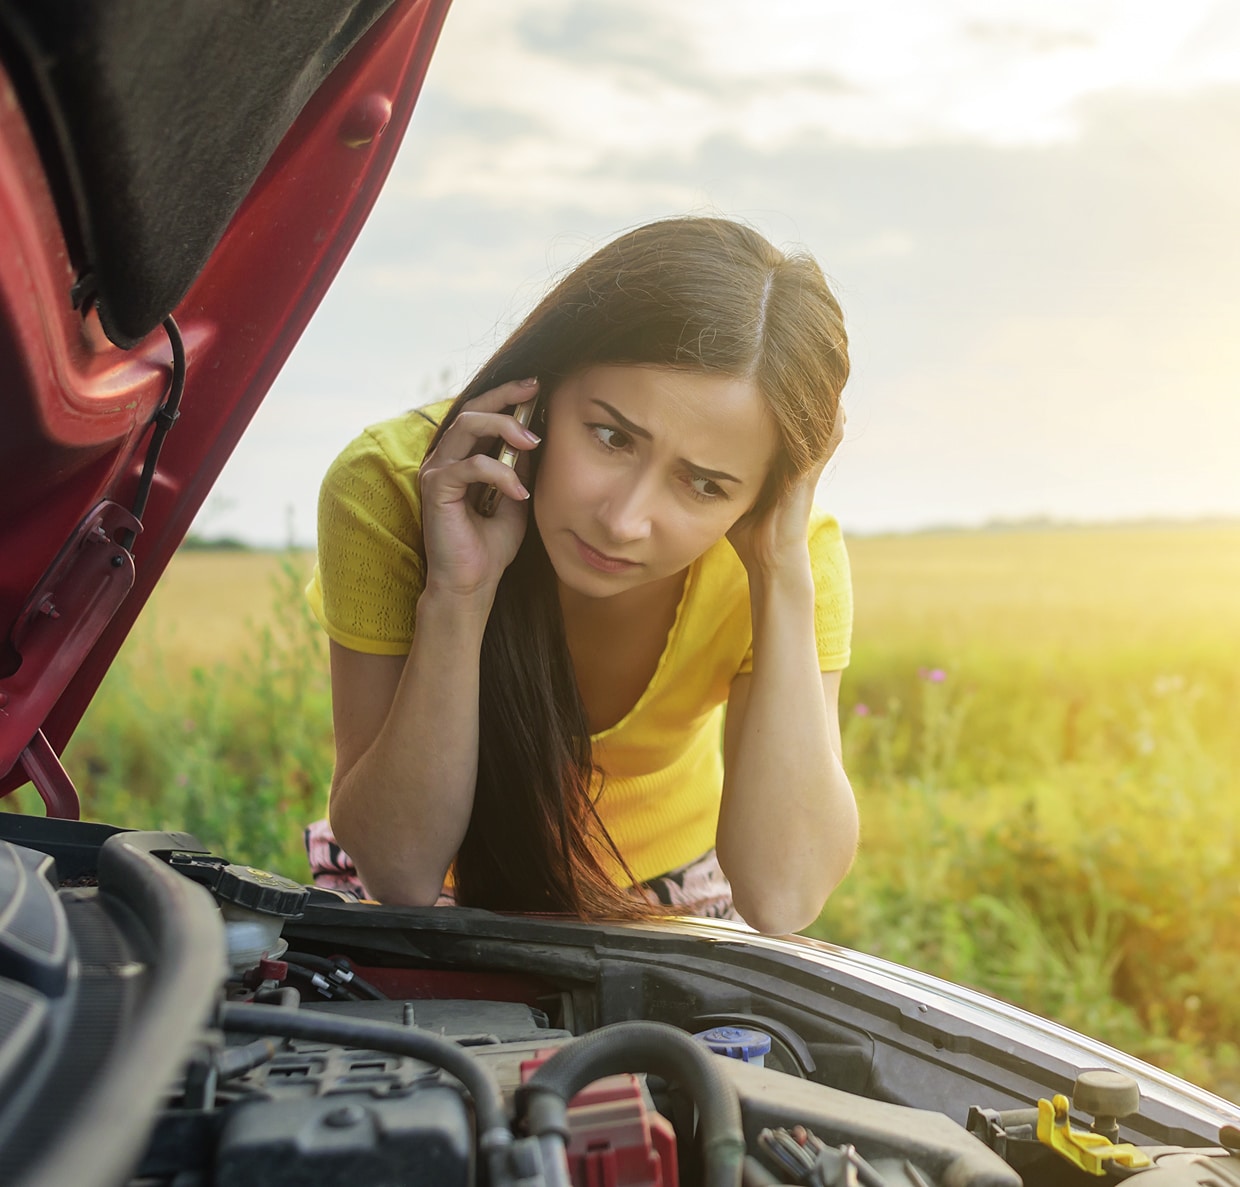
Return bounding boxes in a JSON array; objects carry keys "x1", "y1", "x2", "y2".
[{"x1": 0, "y1": 0, "x2": 395, "y2": 348}]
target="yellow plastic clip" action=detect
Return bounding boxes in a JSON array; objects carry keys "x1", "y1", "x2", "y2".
[{"x1": 1036, "y1": 1095, "x2": 1153, "y2": 1176}]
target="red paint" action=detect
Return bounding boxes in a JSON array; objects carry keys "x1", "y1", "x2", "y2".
[
  {"x1": 345, "y1": 965, "x2": 556, "y2": 1007},
  {"x1": 1, "y1": 0, "x2": 453, "y2": 798}
]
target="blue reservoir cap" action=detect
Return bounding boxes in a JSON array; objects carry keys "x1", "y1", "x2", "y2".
[{"x1": 693, "y1": 1026, "x2": 773, "y2": 1064}]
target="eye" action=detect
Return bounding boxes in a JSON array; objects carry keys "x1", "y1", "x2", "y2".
[
  {"x1": 686, "y1": 474, "x2": 727, "y2": 501},
  {"x1": 588, "y1": 423, "x2": 631, "y2": 451}
]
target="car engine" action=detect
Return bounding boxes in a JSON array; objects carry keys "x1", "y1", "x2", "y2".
[{"x1": 1, "y1": 822, "x2": 1237, "y2": 1187}]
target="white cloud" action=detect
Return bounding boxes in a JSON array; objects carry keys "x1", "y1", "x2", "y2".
[
  {"x1": 197, "y1": 2, "x2": 1240, "y2": 543},
  {"x1": 413, "y1": 0, "x2": 1240, "y2": 213}
]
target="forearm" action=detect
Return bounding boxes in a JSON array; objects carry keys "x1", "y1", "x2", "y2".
[
  {"x1": 329, "y1": 587, "x2": 491, "y2": 904},
  {"x1": 717, "y1": 567, "x2": 858, "y2": 935}
]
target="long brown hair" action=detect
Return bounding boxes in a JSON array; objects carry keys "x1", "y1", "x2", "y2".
[{"x1": 425, "y1": 217, "x2": 849, "y2": 917}]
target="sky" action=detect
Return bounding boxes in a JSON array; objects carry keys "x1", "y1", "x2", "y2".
[{"x1": 197, "y1": 0, "x2": 1240, "y2": 546}]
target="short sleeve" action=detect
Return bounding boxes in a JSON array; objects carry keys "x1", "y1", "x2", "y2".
[
  {"x1": 305, "y1": 412, "x2": 442, "y2": 655},
  {"x1": 807, "y1": 511, "x2": 852, "y2": 670},
  {"x1": 736, "y1": 509, "x2": 853, "y2": 675}
]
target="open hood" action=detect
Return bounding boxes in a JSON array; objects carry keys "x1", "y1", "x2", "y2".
[{"x1": 0, "y1": 0, "x2": 451, "y2": 809}]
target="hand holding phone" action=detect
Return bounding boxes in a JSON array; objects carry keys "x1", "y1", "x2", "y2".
[{"x1": 472, "y1": 395, "x2": 541, "y2": 517}]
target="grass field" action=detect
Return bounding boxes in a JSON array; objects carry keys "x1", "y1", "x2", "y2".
[{"x1": 9, "y1": 523, "x2": 1239, "y2": 1102}]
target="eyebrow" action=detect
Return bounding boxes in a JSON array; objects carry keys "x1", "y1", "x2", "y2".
[{"x1": 592, "y1": 399, "x2": 744, "y2": 485}]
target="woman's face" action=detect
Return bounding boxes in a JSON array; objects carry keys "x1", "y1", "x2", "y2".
[{"x1": 533, "y1": 364, "x2": 779, "y2": 599}]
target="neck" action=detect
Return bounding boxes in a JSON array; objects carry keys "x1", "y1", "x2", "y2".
[{"x1": 558, "y1": 568, "x2": 687, "y2": 630}]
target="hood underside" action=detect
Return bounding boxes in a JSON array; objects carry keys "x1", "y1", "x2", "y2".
[{"x1": 0, "y1": 0, "x2": 452, "y2": 803}]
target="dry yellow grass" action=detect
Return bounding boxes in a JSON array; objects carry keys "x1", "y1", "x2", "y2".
[
  {"x1": 133, "y1": 550, "x2": 319, "y2": 677},
  {"x1": 146, "y1": 523, "x2": 1240, "y2": 667},
  {"x1": 847, "y1": 523, "x2": 1240, "y2": 659}
]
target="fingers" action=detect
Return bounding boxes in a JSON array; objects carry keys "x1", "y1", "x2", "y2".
[
  {"x1": 436, "y1": 411, "x2": 541, "y2": 465},
  {"x1": 432, "y1": 380, "x2": 542, "y2": 465},
  {"x1": 826, "y1": 403, "x2": 846, "y2": 453},
  {"x1": 461, "y1": 376, "x2": 540, "y2": 416},
  {"x1": 421, "y1": 451, "x2": 530, "y2": 507},
  {"x1": 803, "y1": 403, "x2": 846, "y2": 484}
]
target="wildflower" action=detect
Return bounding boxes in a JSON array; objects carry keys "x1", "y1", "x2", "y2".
[
  {"x1": 854, "y1": 703, "x2": 871, "y2": 717},
  {"x1": 918, "y1": 667, "x2": 947, "y2": 683}
]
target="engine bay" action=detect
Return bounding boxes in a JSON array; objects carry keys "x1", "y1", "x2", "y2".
[{"x1": 2, "y1": 819, "x2": 1237, "y2": 1187}]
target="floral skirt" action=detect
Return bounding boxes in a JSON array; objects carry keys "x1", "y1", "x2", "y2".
[{"x1": 303, "y1": 817, "x2": 741, "y2": 922}]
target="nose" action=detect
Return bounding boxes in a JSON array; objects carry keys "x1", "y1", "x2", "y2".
[{"x1": 597, "y1": 470, "x2": 655, "y2": 545}]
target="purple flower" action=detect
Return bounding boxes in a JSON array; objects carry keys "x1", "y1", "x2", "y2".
[
  {"x1": 928, "y1": 668, "x2": 946, "y2": 683},
  {"x1": 854, "y1": 703, "x2": 871, "y2": 717}
]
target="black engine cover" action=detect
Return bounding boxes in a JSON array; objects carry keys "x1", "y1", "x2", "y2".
[{"x1": 214, "y1": 1087, "x2": 471, "y2": 1187}]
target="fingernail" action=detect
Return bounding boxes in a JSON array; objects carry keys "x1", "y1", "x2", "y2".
[
  {"x1": 521, "y1": 428, "x2": 541, "y2": 445},
  {"x1": 518, "y1": 376, "x2": 538, "y2": 387},
  {"x1": 516, "y1": 483, "x2": 531, "y2": 500}
]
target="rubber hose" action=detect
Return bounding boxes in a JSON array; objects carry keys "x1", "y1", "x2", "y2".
[
  {"x1": 283, "y1": 952, "x2": 386, "y2": 1000},
  {"x1": 215, "y1": 1038, "x2": 278, "y2": 1081},
  {"x1": 217, "y1": 1001, "x2": 509, "y2": 1141},
  {"x1": 519, "y1": 1020, "x2": 745, "y2": 1187}
]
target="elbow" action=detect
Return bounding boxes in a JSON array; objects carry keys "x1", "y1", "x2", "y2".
[
  {"x1": 358, "y1": 872, "x2": 441, "y2": 908},
  {"x1": 328, "y1": 790, "x2": 444, "y2": 908},
  {"x1": 732, "y1": 884, "x2": 835, "y2": 937},
  {"x1": 346, "y1": 852, "x2": 445, "y2": 908},
  {"x1": 729, "y1": 818, "x2": 859, "y2": 937}
]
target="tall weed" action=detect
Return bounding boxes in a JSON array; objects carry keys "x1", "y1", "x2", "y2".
[
  {"x1": 60, "y1": 555, "x2": 333, "y2": 878},
  {"x1": 820, "y1": 643, "x2": 1240, "y2": 1103}
]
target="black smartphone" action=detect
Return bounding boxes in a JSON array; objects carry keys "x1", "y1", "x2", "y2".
[{"x1": 471, "y1": 396, "x2": 541, "y2": 517}]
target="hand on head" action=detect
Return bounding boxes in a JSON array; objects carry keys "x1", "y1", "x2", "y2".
[{"x1": 728, "y1": 402, "x2": 845, "y2": 577}]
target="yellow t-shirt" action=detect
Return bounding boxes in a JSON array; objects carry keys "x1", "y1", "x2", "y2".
[{"x1": 306, "y1": 400, "x2": 853, "y2": 884}]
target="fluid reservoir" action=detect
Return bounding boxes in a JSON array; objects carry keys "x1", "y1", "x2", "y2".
[
  {"x1": 693, "y1": 1026, "x2": 772, "y2": 1068},
  {"x1": 166, "y1": 852, "x2": 308, "y2": 974}
]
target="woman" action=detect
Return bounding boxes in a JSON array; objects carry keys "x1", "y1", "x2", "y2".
[{"x1": 306, "y1": 216, "x2": 857, "y2": 934}]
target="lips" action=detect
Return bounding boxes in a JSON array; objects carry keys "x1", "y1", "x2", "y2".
[{"x1": 571, "y1": 533, "x2": 640, "y2": 574}]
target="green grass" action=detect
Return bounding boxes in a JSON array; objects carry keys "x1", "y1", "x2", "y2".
[
  {"x1": 809, "y1": 524, "x2": 1240, "y2": 1102},
  {"x1": 55, "y1": 555, "x2": 332, "y2": 881},
  {"x1": 4, "y1": 525, "x2": 1238, "y2": 1103}
]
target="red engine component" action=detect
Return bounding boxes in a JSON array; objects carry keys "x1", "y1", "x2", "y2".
[{"x1": 520, "y1": 1053, "x2": 679, "y2": 1187}]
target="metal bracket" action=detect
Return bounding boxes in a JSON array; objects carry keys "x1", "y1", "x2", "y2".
[{"x1": 0, "y1": 500, "x2": 141, "y2": 808}]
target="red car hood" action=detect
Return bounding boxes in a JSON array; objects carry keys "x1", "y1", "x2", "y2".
[{"x1": 0, "y1": 0, "x2": 451, "y2": 807}]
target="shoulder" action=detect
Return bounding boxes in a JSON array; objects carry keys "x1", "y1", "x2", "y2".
[
  {"x1": 310, "y1": 399, "x2": 454, "y2": 655},
  {"x1": 808, "y1": 506, "x2": 852, "y2": 668},
  {"x1": 319, "y1": 399, "x2": 453, "y2": 531},
  {"x1": 808, "y1": 507, "x2": 850, "y2": 579},
  {"x1": 326, "y1": 399, "x2": 453, "y2": 491}
]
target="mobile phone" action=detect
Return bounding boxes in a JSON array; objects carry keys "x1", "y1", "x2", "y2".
[{"x1": 471, "y1": 396, "x2": 540, "y2": 517}]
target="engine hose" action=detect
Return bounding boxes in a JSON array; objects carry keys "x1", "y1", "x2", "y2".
[
  {"x1": 283, "y1": 961, "x2": 351, "y2": 1000},
  {"x1": 283, "y1": 951, "x2": 386, "y2": 1000},
  {"x1": 517, "y1": 1020, "x2": 746, "y2": 1187},
  {"x1": 215, "y1": 1038, "x2": 279, "y2": 1081},
  {"x1": 216, "y1": 1001, "x2": 510, "y2": 1148}
]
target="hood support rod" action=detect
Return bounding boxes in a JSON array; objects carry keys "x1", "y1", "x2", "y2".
[{"x1": 18, "y1": 728, "x2": 80, "y2": 819}]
